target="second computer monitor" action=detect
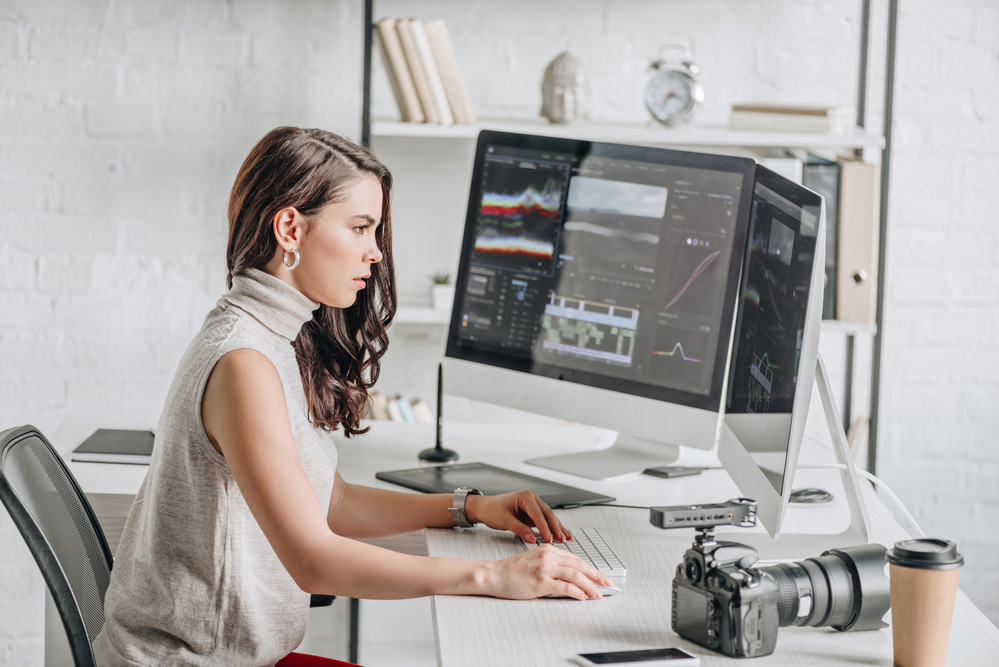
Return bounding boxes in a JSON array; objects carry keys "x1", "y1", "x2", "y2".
[
  {"x1": 443, "y1": 131, "x2": 756, "y2": 479},
  {"x1": 722, "y1": 165, "x2": 826, "y2": 539}
]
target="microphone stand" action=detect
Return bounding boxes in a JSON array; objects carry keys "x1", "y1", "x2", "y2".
[{"x1": 418, "y1": 363, "x2": 459, "y2": 462}]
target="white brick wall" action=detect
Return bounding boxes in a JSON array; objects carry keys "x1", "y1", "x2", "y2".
[
  {"x1": 879, "y1": 0, "x2": 999, "y2": 623},
  {"x1": 1, "y1": 1, "x2": 996, "y2": 663}
]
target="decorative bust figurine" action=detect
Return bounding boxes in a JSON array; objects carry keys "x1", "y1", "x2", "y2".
[{"x1": 540, "y1": 52, "x2": 590, "y2": 124}]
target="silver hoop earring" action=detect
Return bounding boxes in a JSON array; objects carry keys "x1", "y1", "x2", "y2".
[{"x1": 283, "y1": 249, "x2": 300, "y2": 270}]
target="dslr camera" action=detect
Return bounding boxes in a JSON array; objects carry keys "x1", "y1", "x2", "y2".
[{"x1": 650, "y1": 498, "x2": 890, "y2": 658}]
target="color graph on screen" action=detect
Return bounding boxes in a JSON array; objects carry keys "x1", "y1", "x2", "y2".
[
  {"x1": 650, "y1": 322, "x2": 711, "y2": 390},
  {"x1": 472, "y1": 160, "x2": 566, "y2": 275},
  {"x1": 661, "y1": 243, "x2": 726, "y2": 316}
]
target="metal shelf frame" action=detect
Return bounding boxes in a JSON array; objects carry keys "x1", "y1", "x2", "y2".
[{"x1": 358, "y1": 1, "x2": 900, "y2": 474}]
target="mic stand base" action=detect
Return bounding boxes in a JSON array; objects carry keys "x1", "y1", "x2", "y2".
[{"x1": 418, "y1": 447, "x2": 459, "y2": 463}]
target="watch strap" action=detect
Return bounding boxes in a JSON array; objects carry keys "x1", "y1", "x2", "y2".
[{"x1": 448, "y1": 487, "x2": 481, "y2": 528}]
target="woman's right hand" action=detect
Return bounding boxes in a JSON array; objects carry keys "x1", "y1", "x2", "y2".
[{"x1": 479, "y1": 544, "x2": 612, "y2": 601}]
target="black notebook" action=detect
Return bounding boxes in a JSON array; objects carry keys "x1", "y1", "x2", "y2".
[
  {"x1": 376, "y1": 462, "x2": 614, "y2": 509},
  {"x1": 72, "y1": 428, "x2": 155, "y2": 465}
]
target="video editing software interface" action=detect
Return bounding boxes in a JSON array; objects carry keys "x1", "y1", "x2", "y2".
[
  {"x1": 450, "y1": 138, "x2": 749, "y2": 405},
  {"x1": 726, "y1": 176, "x2": 820, "y2": 491}
]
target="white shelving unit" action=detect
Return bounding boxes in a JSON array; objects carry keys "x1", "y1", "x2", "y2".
[
  {"x1": 372, "y1": 118, "x2": 885, "y2": 151},
  {"x1": 354, "y1": 4, "x2": 899, "y2": 661}
]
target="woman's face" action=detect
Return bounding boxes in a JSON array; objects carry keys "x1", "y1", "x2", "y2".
[{"x1": 295, "y1": 176, "x2": 384, "y2": 308}]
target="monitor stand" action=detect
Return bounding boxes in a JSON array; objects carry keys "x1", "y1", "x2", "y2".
[
  {"x1": 719, "y1": 354, "x2": 873, "y2": 561},
  {"x1": 525, "y1": 434, "x2": 682, "y2": 482}
]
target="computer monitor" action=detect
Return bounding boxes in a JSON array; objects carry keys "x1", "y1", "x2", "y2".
[
  {"x1": 719, "y1": 166, "x2": 873, "y2": 558},
  {"x1": 443, "y1": 131, "x2": 756, "y2": 480}
]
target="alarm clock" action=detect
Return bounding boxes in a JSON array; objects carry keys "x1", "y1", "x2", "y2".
[{"x1": 644, "y1": 46, "x2": 704, "y2": 125}]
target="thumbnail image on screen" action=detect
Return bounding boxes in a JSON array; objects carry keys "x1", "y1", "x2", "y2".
[{"x1": 470, "y1": 156, "x2": 569, "y2": 276}]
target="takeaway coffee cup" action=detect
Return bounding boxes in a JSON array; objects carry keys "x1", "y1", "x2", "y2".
[{"x1": 886, "y1": 539, "x2": 964, "y2": 667}]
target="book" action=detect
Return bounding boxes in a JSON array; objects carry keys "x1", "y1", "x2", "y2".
[
  {"x1": 72, "y1": 428, "x2": 155, "y2": 465},
  {"x1": 410, "y1": 398, "x2": 435, "y2": 424},
  {"x1": 729, "y1": 103, "x2": 850, "y2": 134},
  {"x1": 396, "y1": 395, "x2": 417, "y2": 423},
  {"x1": 731, "y1": 102, "x2": 850, "y2": 116},
  {"x1": 802, "y1": 156, "x2": 842, "y2": 320},
  {"x1": 395, "y1": 19, "x2": 440, "y2": 123},
  {"x1": 423, "y1": 19, "x2": 475, "y2": 124},
  {"x1": 836, "y1": 157, "x2": 880, "y2": 323},
  {"x1": 386, "y1": 397, "x2": 405, "y2": 423},
  {"x1": 408, "y1": 19, "x2": 453, "y2": 125},
  {"x1": 368, "y1": 391, "x2": 391, "y2": 420},
  {"x1": 374, "y1": 18, "x2": 425, "y2": 123}
]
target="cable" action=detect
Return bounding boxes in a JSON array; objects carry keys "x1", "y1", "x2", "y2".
[
  {"x1": 593, "y1": 503, "x2": 651, "y2": 510},
  {"x1": 798, "y1": 463, "x2": 925, "y2": 538},
  {"x1": 789, "y1": 487, "x2": 834, "y2": 504}
]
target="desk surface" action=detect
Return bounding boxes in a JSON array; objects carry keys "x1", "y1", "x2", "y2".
[
  {"x1": 333, "y1": 421, "x2": 999, "y2": 667},
  {"x1": 54, "y1": 415, "x2": 999, "y2": 666}
]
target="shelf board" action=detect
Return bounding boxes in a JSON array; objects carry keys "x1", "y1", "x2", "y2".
[
  {"x1": 394, "y1": 306, "x2": 876, "y2": 336},
  {"x1": 394, "y1": 306, "x2": 451, "y2": 325},
  {"x1": 820, "y1": 319, "x2": 877, "y2": 336},
  {"x1": 371, "y1": 118, "x2": 885, "y2": 150}
]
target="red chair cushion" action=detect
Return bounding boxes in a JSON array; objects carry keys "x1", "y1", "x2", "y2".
[{"x1": 275, "y1": 652, "x2": 359, "y2": 667}]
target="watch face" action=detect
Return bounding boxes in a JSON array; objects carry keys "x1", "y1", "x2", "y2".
[{"x1": 645, "y1": 70, "x2": 697, "y2": 124}]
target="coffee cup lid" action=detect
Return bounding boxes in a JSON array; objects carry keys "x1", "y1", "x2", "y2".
[{"x1": 886, "y1": 538, "x2": 964, "y2": 570}]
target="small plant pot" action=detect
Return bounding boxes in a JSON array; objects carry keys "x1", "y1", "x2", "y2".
[{"x1": 432, "y1": 284, "x2": 455, "y2": 311}]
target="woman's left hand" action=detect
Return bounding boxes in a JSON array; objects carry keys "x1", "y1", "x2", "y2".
[{"x1": 465, "y1": 490, "x2": 572, "y2": 544}]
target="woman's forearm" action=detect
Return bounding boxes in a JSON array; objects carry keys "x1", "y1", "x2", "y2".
[
  {"x1": 328, "y1": 477, "x2": 478, "y2": 538},
  {"x1": 301, "y1": 533, "x2": 489, "y2": 599}
]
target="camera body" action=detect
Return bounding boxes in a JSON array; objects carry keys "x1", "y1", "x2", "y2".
[
  {"x1": 651, "y1": 499, "x2": 890, "y2": 659},
  {"x1": 671, "y1": 522, "x2": 780, "y2": 657}
]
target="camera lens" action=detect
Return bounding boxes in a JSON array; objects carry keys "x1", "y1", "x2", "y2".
[{"x1": 757, "y1": 544, "x2": 890, "y2": 632}]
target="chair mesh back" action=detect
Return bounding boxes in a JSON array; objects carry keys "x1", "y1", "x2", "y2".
[{"x1": 3, "y1": 433, "x2": 111, "y2": 643}]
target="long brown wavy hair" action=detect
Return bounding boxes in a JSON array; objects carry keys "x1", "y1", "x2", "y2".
[{"x1": 226, "y1": 127, "x2": 396, "y2": 437}]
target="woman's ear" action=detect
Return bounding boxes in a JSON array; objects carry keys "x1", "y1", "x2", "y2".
[{"x1": 272, "y1": 206, "x2": 304, "y2": 252}]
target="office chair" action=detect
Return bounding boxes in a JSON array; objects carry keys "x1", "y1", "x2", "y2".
[
  {"x1": 0, "y1": 424, "x2": 358, "y2": 667},
  {"x1": 0, "y1": 424, "x2": 113, "y2": 667}
]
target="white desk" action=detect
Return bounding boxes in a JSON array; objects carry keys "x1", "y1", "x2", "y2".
[{"x1": 53, "y1": 416, "x2": 999, "y2": 666}]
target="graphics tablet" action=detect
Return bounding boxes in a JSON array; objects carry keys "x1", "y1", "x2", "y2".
[{"x1": 375, "y1": 462, "x2": 615, "y2": 508}]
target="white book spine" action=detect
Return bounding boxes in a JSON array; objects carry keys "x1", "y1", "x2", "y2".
[
  {"x1": 409, "y1": 19, "x2": 453, "y2": 125},
  {"x1": 729, "y1": 111, "x2": 844, "y2": 135},
  {"x1": 386, "y1": 398, "x2": 405, "y2": 423}
]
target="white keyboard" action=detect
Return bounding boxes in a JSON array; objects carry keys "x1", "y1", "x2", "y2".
[{"x1": 521, "y1": 527, "x2": 627, "y2": 578}]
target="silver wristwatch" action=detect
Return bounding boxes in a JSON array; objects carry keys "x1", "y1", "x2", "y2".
[{"x1": 448, "y1": 487, "x2": 482, "y2": 528}]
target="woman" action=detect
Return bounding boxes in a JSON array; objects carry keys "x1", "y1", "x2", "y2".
[{"x1": 94, "y1": 127, "x2": 609, "y2": 667}]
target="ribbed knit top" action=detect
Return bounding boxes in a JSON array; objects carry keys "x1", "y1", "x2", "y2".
[{"x1": 94, "y1": 269, "x2": 337, "y2": 667}]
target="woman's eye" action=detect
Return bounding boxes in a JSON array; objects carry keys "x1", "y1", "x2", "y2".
[{"x1": 354, "y1": 225, "x2": 369, "y2": 234}]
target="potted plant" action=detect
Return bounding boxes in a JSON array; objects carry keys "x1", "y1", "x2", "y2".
[{"x1": 429, "y1": 271, "x2": 454, "y2": 311}]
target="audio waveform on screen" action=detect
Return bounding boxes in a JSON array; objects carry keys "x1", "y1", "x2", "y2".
[
  {"x1": 663, "y1": 249, "x2": 722, "y2": 311},
  {"x1": 472, "y1": 236, "x2": 555, "y2": 259},
  {"x1": 480, "y1": 177, "x2": 563, "y2": 221},
  {"x1": 651, "y1": 342, "x2": 706, "y2": 364}
]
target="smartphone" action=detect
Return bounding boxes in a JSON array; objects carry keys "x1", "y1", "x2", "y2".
[
  {"x1": 643, "y1": 466, "x2": 706, "y2": 479},
  {"x1": 573, "y1": 647, "x2": 700, "y2": 666}
]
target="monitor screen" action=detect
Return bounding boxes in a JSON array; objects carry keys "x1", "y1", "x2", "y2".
[
  {"x1": 445, "y1": 131, "x2": 755, "y2": 412},
  {"x1": 726, "y1": 169, "x2": 822, "y2": 494}
]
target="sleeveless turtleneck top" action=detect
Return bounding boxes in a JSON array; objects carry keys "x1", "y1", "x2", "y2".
[{"x1": 94, "y1": 269, "x2": 337, "y2": 667}]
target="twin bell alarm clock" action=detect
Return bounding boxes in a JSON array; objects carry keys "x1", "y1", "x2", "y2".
[{"x1": 644, "y1": 45, "x2": 704, "y2": 125}]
